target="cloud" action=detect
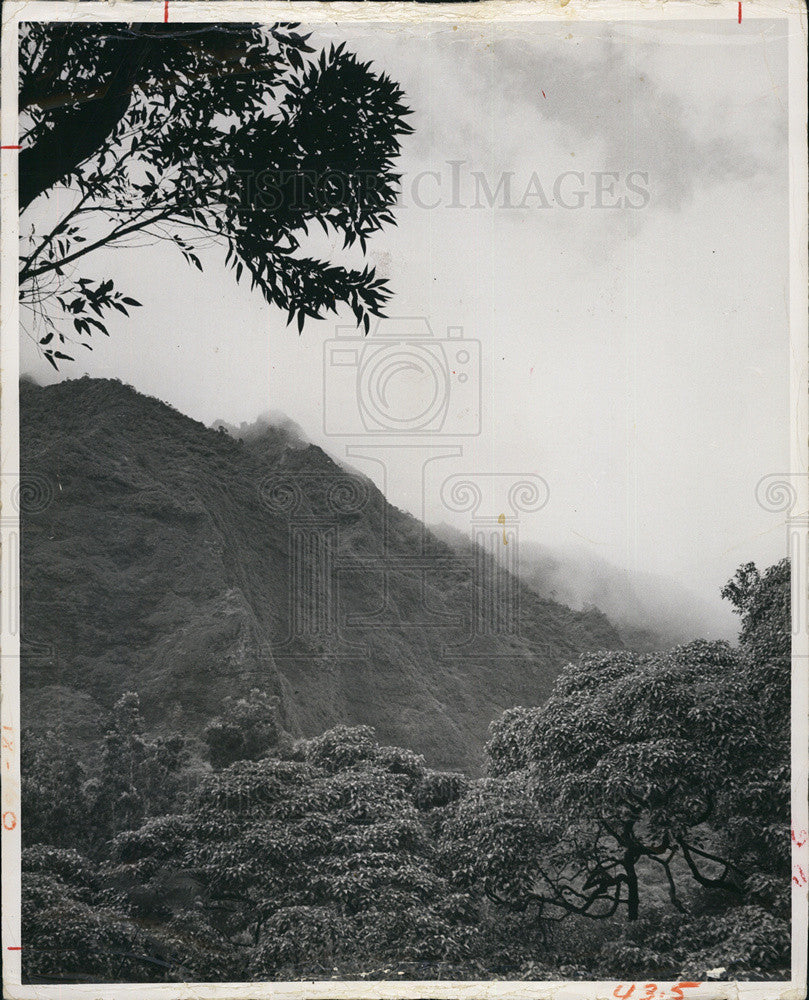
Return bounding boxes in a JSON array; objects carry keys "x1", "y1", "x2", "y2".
[{"x1": 398, "y1": 23, "x2": 786, "y2": 214}]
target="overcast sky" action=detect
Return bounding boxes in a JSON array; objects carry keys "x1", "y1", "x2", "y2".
[{"x1": 20, "y1": 18, "x2": 791, "y2": 636}]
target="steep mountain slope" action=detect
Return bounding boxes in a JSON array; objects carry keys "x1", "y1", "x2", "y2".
[
  {"x1": 20, "y1": 378, "x2": 622, "y2": 771},
  {"x1": 430, "y1": 526, "x2": 734, "y2": 653},
  {"x1": 503, "y1": 540, "x2": 735, "y2": 651}
]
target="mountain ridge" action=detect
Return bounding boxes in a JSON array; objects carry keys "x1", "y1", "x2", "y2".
[
  {"x1": 430, "y1": 523, "x2": 732, "y2": 652},
  {"x1": 20, "y1": 377, "x2": 623, "y2": 771}
]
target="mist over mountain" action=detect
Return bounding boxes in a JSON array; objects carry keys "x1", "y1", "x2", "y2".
[
  {"x1": 20, "y1": 377, "x2": 623, "y2": 772},
  {"x1": 431, "y1": 523, "x2": 735, "y2": 652},
  {"x1": 211, "y1": 412, "x2": 308, "y2": 450},
  {"x1": 513, "y1": 541, "x2": 737, "y2": 650}
]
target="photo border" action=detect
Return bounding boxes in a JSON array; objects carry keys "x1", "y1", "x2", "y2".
[{"x1": 1, "y1": 3, "x2": 807, "y2": 998}]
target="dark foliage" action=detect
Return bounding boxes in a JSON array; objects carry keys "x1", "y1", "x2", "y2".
[
  {"x1": 85, "y1": 692, "x2": 191, "y2": 845},
  {"x1": 720, "y1": 560, "x2": 791, "y2": 914},
  {"x1": 21, "y1": 377, "x2": 619, "y2": 772},
  {"x1": 19, "y1": 24, "x2": 412, "y2": 362},
  {"x1": 203, "y1": 689, "x2": 286, "y2": 769},
  {"x1": 21, "y1": 730, "x2": 90, "y2": 852},
  {"x1": 21, "y1": 556, "x2": 790, "y2": 982},
  {"x1": 461, "y1": 640, "x2": 758, "y2": 922},
  {"x1": 18, "y1": 386, "x2": 789, "y2": 981}
]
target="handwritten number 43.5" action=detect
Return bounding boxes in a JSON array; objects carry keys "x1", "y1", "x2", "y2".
[{"x1": 614, "y1": 984, "x2": 701, "y2": 1000}]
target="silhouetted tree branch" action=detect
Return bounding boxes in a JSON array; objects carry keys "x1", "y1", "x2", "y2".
[{"x1": 19, "y1": 23, "x2": 413, "y2": 368}]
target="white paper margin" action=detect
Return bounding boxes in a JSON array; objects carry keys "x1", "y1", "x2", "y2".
[{"x1": 1, "y1": 2, "x2": 807, "y2": 999}]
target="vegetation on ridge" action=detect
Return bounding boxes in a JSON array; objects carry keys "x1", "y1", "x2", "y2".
[
  {"x1": 21, "y1": 377, "x2": 620, "y2": 772},
  {"x1": 21, "y1": 563, "x2": 790, "y2": 981}
]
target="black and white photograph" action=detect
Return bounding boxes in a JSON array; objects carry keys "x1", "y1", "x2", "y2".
[{"x1": 1, "y1": 2, "x2": 807, "y2": 995}]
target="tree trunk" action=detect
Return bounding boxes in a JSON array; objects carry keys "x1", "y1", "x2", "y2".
[
  {"x1": 19, "y1": 27, "x2": 153, "y2": 213},
  {"x1": 624, "y1": 852, "x2": 640, "y2": 921}
]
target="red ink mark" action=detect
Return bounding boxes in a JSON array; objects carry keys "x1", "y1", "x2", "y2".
[
  {"x1": 7, "y1": 946, "x2": 21, "y2": 951},
  {"x1": 792, "y1": 828, "x2": 807, "y2": 847},
  {"x1": 613, "y1": 984, "x2": 700, "y2": 1000},
  {"x1": 793, "y1": 864, "x2": 807, "y2": 887},
  {"x1": 542, "y1": 91, "x2": 546, "y2": 99},
  {"x1": 163, "y1": 0, "x2": 169, "y2": 21},
  {"x1": 2, "y1": 811, "x2": 16, "y2": 830},
  {"x1": 529, "y1": 366, "x2": 534, "y2": 375},
  {"x1": 738, "y1": 2, "x2": 742, "y2": 22},
  {"x1": 1, "y1": 145, "x2": 21, "y2": 150}
]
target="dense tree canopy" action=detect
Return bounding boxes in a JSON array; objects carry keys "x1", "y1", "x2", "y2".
[
  {"x1": 22, "y1": 692, "x2": 193, "y2": 855},
  {"x1": 22, "y1": 845, "x2": 171, "y2": 983},
  {"x1": 24, "y1": 723, "x2": 477, "y2": 981},
  {"x1": 467, "y1": 641, "x2": 759, "y2": 921},
  {"x1": 84, "y1": 692, "x2": 191, "y2": 845},
  {"x1": 202, "y1": 688, "x2": 286, "y2": 769},
  {"x1": 109, "y1": 725, "x2": 477, "y2": 979},
  {"x1": 19, "y1": 23, "x2": 412, "y2": 366},
  {"x1": 437, "y1": 561, "x2": 791, "y2": 977},
  {"x1": 720, "y1": 559, "x2": 791, "y2": 911},
  {"x1": 21, "y1": 730, "x2": 89, "y2": 852},
  {"x1": 21, "y1": 561, "x2": 792, "y2": 982}
]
